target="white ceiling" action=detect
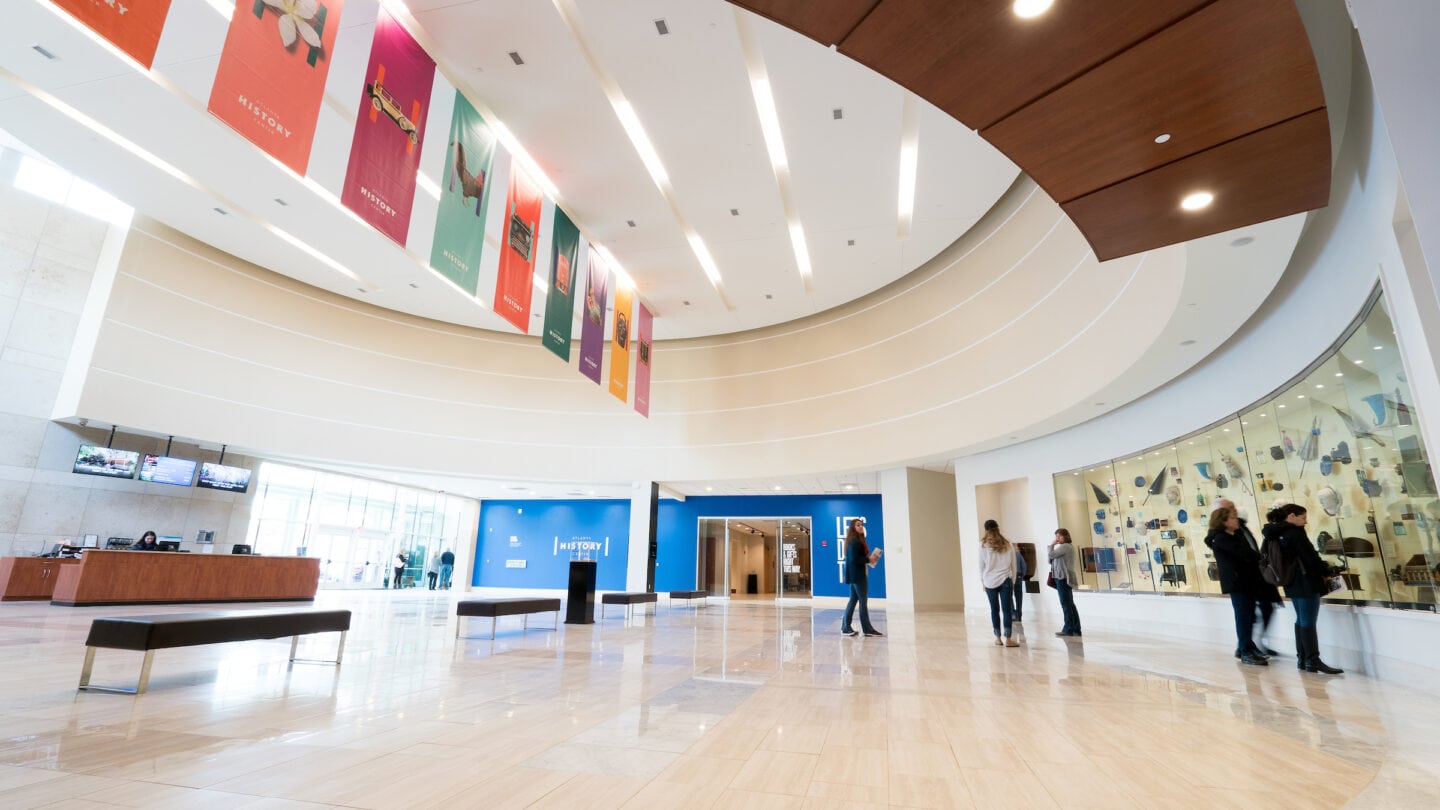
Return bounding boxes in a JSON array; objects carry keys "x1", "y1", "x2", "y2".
[{"x1": 0, "y1": 0, "x2": 1018, "y2": 340}]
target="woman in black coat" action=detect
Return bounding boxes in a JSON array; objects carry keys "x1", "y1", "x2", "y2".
[
  {"x1": 1261, "y1": 504, "x2": 1343, "y2": 674},
  {"x1": 1205, "y1": 506, "x2": 1268, "y2": 666}
]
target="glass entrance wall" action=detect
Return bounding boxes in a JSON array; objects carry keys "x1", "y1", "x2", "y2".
[
  {"x1": 696, "y1": 516, "x2": 814, "y2": 598},
  {"x1": 245, "y1": 462, "x2": 479, "y2": 589},
  {"x1": 1053, "y1": 293, "x2": 1440, "y2": 610}
]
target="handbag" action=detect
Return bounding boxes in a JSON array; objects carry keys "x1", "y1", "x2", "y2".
[
  {"x1": 1325, "y1": 575, "x2": 1346, "y2": 594},
  {"x1": 1046, "y1": 573, "x2": 1057, "y2": 589}
]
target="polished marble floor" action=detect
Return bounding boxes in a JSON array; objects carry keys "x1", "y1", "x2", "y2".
[{"x1": 1, "y1": 590, "x2": 1438, "y2": 809}]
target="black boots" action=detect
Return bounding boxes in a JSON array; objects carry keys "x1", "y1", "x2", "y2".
[{"x1": 1296, "y1": 624, "x2": 1344, "y2": 675}]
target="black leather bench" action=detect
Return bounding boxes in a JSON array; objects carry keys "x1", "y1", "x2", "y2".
[
  {"x1": 601, "y1": 591, "x2": 657, "y2": 619},
  {"x1": 78, "y1": 609, "x2": 351, "y2": 694},
  {"x1": 669, "y1": 590, "x2": 708, "y2": 609},
  {"x1": 456, "y1": 598, "x2": 561, "y2": 639}
]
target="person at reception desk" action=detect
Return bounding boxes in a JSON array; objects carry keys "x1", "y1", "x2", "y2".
[{"x1": 132, "y1": 531, "x2": 158, "y2": 551}]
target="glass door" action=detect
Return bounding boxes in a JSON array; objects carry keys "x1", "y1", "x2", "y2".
[
  {"x1": 698, "y1": 518, "x2": 727, "y2": 597},
  {"x1": 780, "y1": 519, "x2": 812, "y2": 597}
]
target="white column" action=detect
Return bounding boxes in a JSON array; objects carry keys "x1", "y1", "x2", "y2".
[{"x1": 626, "y1": 482, "x2": 654, "y2": 591}]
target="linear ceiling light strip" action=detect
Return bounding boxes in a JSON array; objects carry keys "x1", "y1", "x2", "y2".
[
  {"x1": 551, "y1": 0, "x2": 732, "y2": 309},
  {"x1": 734, "y1": 10, "x2": 812, "y2": 291},
  {"x1": 898, "y1": 94, "x2": 919, "y2": 240}
]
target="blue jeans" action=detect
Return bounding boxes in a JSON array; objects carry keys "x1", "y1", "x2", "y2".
[
  {"x1": 843, "y1": 579, "x2": 876, "y2": 634},
  {"x1": 1229, "y1": 592, "x2": 1257, "y2": 655},
  {"x1": 985, "y1": 580, "x2": 1014, "y2": 638},
  {"x1": 439, "y1": 563, "x2": 453, "y2": 589},
  {"x1": 1055, "y1": 578, "x2": 1081, "y2": 635},
  {"x1": 1291, "y1": 595, "x2": 1320, "y2": 628}
]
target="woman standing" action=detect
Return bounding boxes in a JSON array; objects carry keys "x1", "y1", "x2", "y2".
[
  {"x1": 1261, "y1": 504, "x2": 1342, "y2": 674},
  {"x1": 1206, "y1": 505, "x2": 1268, "y2": 666},
  {"x1": 1050, "y1": 529, "x2": 1082, "y2": 637},
  {"x1": 841, "y1": 518, "x2": 883, "y2": 637},
  {"x1": 979, "y1": 520, "x2": 1019, "y2": 647}
]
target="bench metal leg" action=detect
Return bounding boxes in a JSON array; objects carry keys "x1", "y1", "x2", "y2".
[
  {"x1": 523, "y1": 614, "x2": 529, "y2": 631},
  {"x1": 491, "y1": 617, "x2": 497, "y2": 640},
  {"x1": 78, "y1": 647, "x2": 154, "y2": 695},
  {"x1": 291, "y1": 631, "x2": 347, "y2": 665},
  {"x1": 554, "y1": 610, "x2": 559, "y2": 630}
]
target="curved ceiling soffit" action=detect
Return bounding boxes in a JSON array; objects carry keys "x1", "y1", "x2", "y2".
[{"x1": 731, "y1": 0, "x2": 1332, "y2": 262}]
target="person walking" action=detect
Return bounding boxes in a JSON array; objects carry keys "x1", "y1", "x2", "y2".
[
  {"x1": 1216, "y1": 498, "x2": 1284, "y2": 656},
  {"x1": 426, "y1": 552, "x2": 440, "y2": 590},
  {"x1": 1012, "y1": 545, "x2": 1028, "y2": 622},
  {"x1": 439, "y1": 549, "x2": 455, "y2": 589},
  {"x1": 1261, "y1": 504, "x2": 1343, "y2": 674},
  {"x1": 1050, "y1": 529, "x2": 1082, "y2": 637},
  {"x1": 979, "y1": 520, "x2": 1019, "y2": 647},
  {"x1": 1206, "y1": 505, "x2": 1269, "y2": 666},
  {"x1": 841, "y1": 518, "x2": 883, "y2": 637}
]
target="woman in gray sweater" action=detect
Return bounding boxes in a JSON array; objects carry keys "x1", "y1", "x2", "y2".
[{"x1": 1050, "y1": 529, "x2": 1082, "y2": 637}]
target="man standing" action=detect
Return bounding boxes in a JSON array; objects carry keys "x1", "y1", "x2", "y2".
[
  {"x1": 1215, "y1": 498, "x2": 1284, "y2": 657},
  {"x1": 439, "y1": 549, "x2": 455, "y2": 590}
]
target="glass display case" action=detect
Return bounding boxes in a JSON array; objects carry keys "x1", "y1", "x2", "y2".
[{"x1": 1053, "y1": 293, "x2": 1439, "y2": 611}]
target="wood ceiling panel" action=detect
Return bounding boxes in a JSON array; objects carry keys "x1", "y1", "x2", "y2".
[
  {"x1": 1062, "y1": 110, "x2": 1331, "y2": 262},
  {"x1": 729, "y1": 0, "x2": 881, "y2": 46},
  {"x1": 983, "y1": 0, "x2": 1324, "y2": 203},
  {"x1": 838, "y1": 0, "x2": 1210, "y2": 130}
]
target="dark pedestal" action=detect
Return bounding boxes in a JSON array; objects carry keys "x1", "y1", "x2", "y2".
[
  {"x1": 565, "y1": 560, "x2": 598, "y2": 624},
  {"x1": 746, "y1": 573, "x2": 758, "y2": 594}
]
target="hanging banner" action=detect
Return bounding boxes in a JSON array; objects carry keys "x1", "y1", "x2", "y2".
[
  {"x1": 541, "y1": 208, "x2": 581, "y2": 361},
  {"x1": 51, "y1": 0, "x2": 173, "y2": 68},
  {"x1": 634, "y1": 303, "x2": 653, "y2": 418},
  {"x1": 430, "y1": 93, "x2": 497, "y2": 295},
  {"x1": 492, "y1": 165, "x2": 544, "y2": 332},
  {"x1": 578, "y1": 250, "x2": 610, "y2": 384},
  {"x1": 208, "y1": 0, "x2": 343, "y2": 175},
  {"x1": 340, "y1": 8, "x2": 435, "y2": 244},
  {"x1": 608, "y1": 283, "x2": 635, "y2": 403}
]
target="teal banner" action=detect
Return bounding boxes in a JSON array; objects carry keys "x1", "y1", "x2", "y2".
[
  {"x1": 542, "y1": 208, "x2": 581, "y2": 360},
  {"x1": 429, "y1": 93, "x2": 497, "y2": 295}
]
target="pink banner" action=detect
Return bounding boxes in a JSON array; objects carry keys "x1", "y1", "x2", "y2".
[
  {"x1": 634, "y1": 303, "x2": 653, "y2": 418},
  {"x1": 340, "y1": 9, "x2": 434, "y2": 244}
]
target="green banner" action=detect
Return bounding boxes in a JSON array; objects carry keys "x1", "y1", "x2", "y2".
[
  {"x1": 429, "y1": 93, "x2": 497, "y2": 295},
  {"x1": 542, "y1": 207, "x2": 581, "y2": 361}
]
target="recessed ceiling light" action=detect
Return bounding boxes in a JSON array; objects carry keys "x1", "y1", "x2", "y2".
[
  {"x1": 356, "y1": 287, "x2": 366, "y2": 293},
  {"x1": 654, "y1": 19, "x2": 669, "y2": 36},
  {"x1": 274, "y1": 197, "x2": 288, "y2": 206},
  {"x1": 1012, "y1": 0, "x2": 1055, "y2": 18},
  {"x1": 1354, "y1": 360, "x2": 1364, "y2": 365},
  {"x1": 408, "y1": 282, "x2": 418, "y2": 288},
  {"x1": 1230, "y1": 236, "x2": 1254, "y2": 247},
  {"x1": 1334, "y1": 372, "x2": 1343, "y2": 377},
  {"x1": 1297, "y1": 394, "x2": 1306, "y2": 399},
  {"x1": 1180, "y1": 191, "x2": 1214, "y2": 211},
  {"x1": 1153, "y1": 133, "x2": 1171, "y2": 144},
  {"x1": 833, "y1": 108, "x2": 844, "y2": 120},
  {"x1": 773, "y1": 485, "x2": 783, "y2": 491},
  {"x1": 1278, "y1": 404, "x2": 1286, "y2": 409},
  {"x1": 508, "y1": 51, "x2": 524, "y2": 65},
  {"x1": 626, "y1": 220, "x2": 637, "y2": 228},
  {"x1": 1094, "y1": 402, "x2": 1106, "y2": 407},
  {"x1": 1373, "y1": 345, "x2": 1383, "y2": 350},
  {"x1": 1315, "y1": 384, "x2": 1324, "y2": 389},
  {"x1": 730, "y1": 208, "x2": 739, "y2": 216},
  {"x1": 764, "y1": 293, "x2": 773, "y2": 300},
  {"x1": 847, "y1": 239, "x2": 855, "y2": 246},
  {"x1": 213, "y1": 207, "x2": 228, "y2": 215},
  {"x1": 31, "y1": 44, "x2": 57, "y2": 60},
  {"x1": 705, "y1": 486, "x2": 713, "y2": 491},
  {"x1": 1179, "y1": 339, "x2": 1196, "y2": 346}
]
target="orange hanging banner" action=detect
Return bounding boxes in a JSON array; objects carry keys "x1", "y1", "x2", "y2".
[
  {"x1": 608, "y1": 283, "x2": 634, "y2": 403},
  {"x1": 51, "y1": 0, "x2": 173, "y2": 68}
]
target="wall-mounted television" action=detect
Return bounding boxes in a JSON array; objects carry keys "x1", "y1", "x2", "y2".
[
  {"x1": 73, "y1": 445, "x2": 139, "y2": 479},
  {"x1": 197, "y1": 462, "x2": 252, "y2": 493},
  {"x1": 139, "y1": 454, "x2": 198, "y2": 487}
]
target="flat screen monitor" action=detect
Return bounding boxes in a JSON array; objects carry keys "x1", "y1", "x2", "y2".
[
  {"x1": 72, "y1": 445, "x2": 139, "y2": 479},
  {"x1": 197, "y1": 462, "x2": 253, "y2": 493},
  {"x1": 156, "y1": 540, "x2": 181, "y2": 552},
  {"x1": 139, "y1": 454, "x2": 198, "y2": 487},
  {"x1": 232, "y1": 544, "x2": 252, "y2": 555}
]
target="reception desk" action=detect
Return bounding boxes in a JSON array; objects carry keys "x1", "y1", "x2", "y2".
[
  {"x1": 50, "y1": 550, "x2": 320, "y2": 607},
  {"x1": 0, "y1": 557, "x2": 81, "y2": 600}
]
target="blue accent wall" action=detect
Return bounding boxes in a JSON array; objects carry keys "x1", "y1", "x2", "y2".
[
  {"x1": 475, "y1": 500, "x2": 630, "y2": 590},
  {"x1": 655, "y1": 495, "x2": 884, "y2": 598}
]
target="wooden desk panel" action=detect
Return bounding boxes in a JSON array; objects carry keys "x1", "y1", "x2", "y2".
[
  {"x1": 50, "y1": 551, "x2": 320, "y2": 606},
  {"x1": 0, "y1": 558, "x2": 81, "y2": 600}
]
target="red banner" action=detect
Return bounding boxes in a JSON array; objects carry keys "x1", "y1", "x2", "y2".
[
  {"x1": 52, "y1": 0, "x2": 172, "y2": 68},
  {"x1": 493, "y1": 166, "x2": 544, "y2": 332},
  {"x1": 340, "y1": 8, "x2": 435, "y2": 244},
  {"x1": 634, "y1": 303, "x2": 653, "y2": 417},
  {"x1": 609, "y1": 283, "x2": 634, "y2": 403}
]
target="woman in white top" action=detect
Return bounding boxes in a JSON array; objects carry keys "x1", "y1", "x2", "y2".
[{"x1": 978, "y1": 519, "x2": 1019, "y2": 647}]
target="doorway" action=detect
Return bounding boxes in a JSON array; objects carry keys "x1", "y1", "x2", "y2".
[{"x1": 696, "y1": 517, "x2": 812, "y2": 599}]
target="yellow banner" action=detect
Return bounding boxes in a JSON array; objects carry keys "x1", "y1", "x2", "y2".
[{"x1": 608, "y1": 284, "x2": 634, "y2": 403}]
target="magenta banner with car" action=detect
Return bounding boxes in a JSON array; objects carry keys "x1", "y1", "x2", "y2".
[{"x1": 340, "y1": 8, "x2": 435, "y2": 245}]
